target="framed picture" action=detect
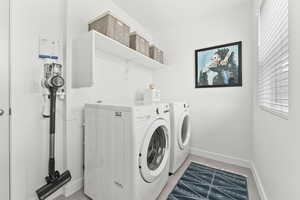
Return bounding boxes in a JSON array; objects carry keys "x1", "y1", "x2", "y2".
[{"x1": 195, "y1": 41, "x2": 242, "y2": 88}]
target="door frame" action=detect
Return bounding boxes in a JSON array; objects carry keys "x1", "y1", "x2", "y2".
[{"x1": 0, "y1": 0, "x2": 12, "y2": 198}]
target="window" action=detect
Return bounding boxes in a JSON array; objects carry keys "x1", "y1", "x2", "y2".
[{"x1": 258, "y1": 0, "x2": 288, "y2": 118}]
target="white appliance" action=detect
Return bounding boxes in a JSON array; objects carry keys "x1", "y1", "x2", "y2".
[
  {"x1": 169, "y1": 102, "x2": 191, "y2": 174},
  {"x1": 84, "y1": 102, "x2": 171, "y2": 200}
]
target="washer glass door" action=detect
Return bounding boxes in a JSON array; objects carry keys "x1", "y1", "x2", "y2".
[
  {"x1": 139, "y1": 119, "x2": 169, "y2": 183},
  {"x1": 147, "y1": 126, "x2": 166, "y2": 170},
  {"x1": 177, "y1": 112, "x2": 191, "y2": 150}
]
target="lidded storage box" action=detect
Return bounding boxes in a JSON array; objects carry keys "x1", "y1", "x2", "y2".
[
  {"x1": 129, "y1": 32, "x2": 150, "y2": 57},
  {"x1": 150, "y1": 45, "x2": 164, "y2": 64},
  {"x1": 88, "y1": 11, "x2": 130, "y2": 47}
]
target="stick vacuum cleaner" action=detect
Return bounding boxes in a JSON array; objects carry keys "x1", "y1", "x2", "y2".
[{"x1": 36, "y1": 63, "x2": 71, "y2": 200}]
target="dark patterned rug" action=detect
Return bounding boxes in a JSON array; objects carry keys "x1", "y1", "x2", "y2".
[{"x1": 167, "y1": 162, "x2": 248, "y2": 200}]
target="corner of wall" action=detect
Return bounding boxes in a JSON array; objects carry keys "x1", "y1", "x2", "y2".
[
  {"x1": 64, "y1": 177, "x2": 83, "y2": 197},
  {"x1": 250, "y1": 162, "x2": 268, "y2": 200}
]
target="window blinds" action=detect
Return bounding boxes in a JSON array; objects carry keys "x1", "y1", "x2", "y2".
[{"x1": 258, "y1": 0, "x2": 288, "y2": 118}]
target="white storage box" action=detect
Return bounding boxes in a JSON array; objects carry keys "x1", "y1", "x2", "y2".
[{"x1": 143, "y1": 88, "x2": 161, "y2": 104}]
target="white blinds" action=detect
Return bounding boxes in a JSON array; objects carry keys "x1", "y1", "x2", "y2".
[{"x1": 258, "y1": 0, "x2": 288, "y2": 118}]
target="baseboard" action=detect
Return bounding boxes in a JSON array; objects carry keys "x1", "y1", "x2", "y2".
[
  {"x1": 250, "y1": 162, "x2": 268, "y2": 200},
  {"x1": 190, "y1": 147, "x2": 251, "y2": 168},
  {"x1": 28, "y1": 178, "x2": 83, "y2": 200},
  {"x1": 64, "y1": 177, "x2": 83, "y2": 197},
  {"x1": 28, "y1": 188, "x2": 63, "y2": 200}
]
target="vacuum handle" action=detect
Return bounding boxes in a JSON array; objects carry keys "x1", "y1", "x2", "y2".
[
  {"x1": 48, "y1": 88, "x2": 57, "y2": 178},
  {"x1": 50, "y1": 88, "x2": 57, "y2": 136}
]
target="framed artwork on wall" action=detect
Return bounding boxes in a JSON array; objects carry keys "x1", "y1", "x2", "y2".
[{"x1": 195, "y1": 41, "x2": 242, "y2": 88}]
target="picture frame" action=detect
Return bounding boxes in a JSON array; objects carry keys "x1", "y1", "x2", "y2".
[{"x1": 195, "y1": 41, "x2": 242, "y2": 88}]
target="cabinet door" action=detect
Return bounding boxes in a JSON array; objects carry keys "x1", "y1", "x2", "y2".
[{"x1": 111, "y1": 111, "x2": 130, "y2": 200}]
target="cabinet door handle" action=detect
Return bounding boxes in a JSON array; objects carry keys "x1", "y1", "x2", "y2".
[{"x1": 0, "y1": 109, "x2": 4, "y2": 116}]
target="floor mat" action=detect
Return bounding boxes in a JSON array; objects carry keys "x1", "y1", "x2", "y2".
[{"x1": 167, "y1": 162, "x2": 248, "y2": 200}]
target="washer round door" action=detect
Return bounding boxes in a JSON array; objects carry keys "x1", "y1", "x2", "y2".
[
  {"x1": 139, "y1": 119, "x2": 170, "y2": 183},
  {"x1": 177, "y1": 112, "x2": 191, "y2": 150}
]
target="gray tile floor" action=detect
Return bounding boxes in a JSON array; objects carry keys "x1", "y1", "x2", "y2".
[{"x1": 55, "y1": 155, "x2": 260, "y2": 200}]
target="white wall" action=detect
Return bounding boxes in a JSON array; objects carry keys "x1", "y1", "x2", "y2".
[
  {"x1": 10, "y1": 0, "x2": 66, "y2": 199},
  {"x1": 252, "y1": 0, "x2": 300, "y2": 199},
  {"x1": 65, "y1": 0, "x2": 157, "y2": 193},
  {"x1": 10, "y1": 0, "x2": 299, "y2": 199},
  {"x1": 153, "y1": 1, "x2": 255, "y2": 162}
]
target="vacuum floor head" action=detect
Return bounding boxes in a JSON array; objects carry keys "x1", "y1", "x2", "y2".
[{"x1": 36, "y1": 170, "x2": 71, "y2": 200}]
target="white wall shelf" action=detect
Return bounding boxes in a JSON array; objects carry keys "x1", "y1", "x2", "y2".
[{"x1": 72, "y1": 30, "x2": 167, "y2": 88}]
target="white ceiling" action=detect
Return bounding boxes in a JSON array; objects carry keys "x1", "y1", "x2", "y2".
[{"x1": 112, "y1": 0, "x2": 250, "y2": 30}]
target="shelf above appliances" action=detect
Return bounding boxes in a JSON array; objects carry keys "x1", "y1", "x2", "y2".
[{"x1": 72, "y1": 30, "x2": 167, "y2": 88}]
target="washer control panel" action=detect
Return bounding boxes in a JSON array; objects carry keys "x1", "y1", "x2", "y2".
[
  {"x1": 156, "y1": 104, "x2": 169, "y2": 115},
  {"x1": 183, "y1": 103, "x2": 190, "y2": 108},
  {"x1": 135, "y1": 103, "x2": 170, "y2": 119}
]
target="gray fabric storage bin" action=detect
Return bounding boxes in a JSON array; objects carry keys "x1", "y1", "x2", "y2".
[
  {"x1": 149, "y1": 45, "x2": 164, "y2": 64},
  {"x1": 89, "y1": 12, "x2": 130, "y2": 47},
  {"x1": 129, "y1": 32, "x2": 150, "y2": 57}
]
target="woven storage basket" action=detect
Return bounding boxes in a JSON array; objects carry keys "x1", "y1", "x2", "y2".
[
  {"x1": 89, "y1": 11, "x2": 130, "y2": 47},
  {"x1": 129, "y1": 32, "x2": 150, "y2": 57},
  {"x1": 149, "y1": 45, "x2": 164, "y2": 64}
]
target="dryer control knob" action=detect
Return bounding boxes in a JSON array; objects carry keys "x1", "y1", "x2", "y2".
[{"x1": 156, "y1": 108, "x2": 160, "y2": 114}]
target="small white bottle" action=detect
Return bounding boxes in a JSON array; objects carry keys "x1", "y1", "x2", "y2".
[{"x1": 143, "y1": 84, "x2": 161, "y2": 104}]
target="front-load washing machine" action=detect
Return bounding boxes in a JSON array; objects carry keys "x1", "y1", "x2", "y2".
[
  {"x1": 84, "y1": 102, "x2": 170, "y2": 200},
  {"x1": 169, "y1": 102, "x2": 191, "y2": 174}
]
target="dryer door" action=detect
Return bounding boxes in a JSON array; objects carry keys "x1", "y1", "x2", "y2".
[
  {"x1": 139, "y1": 119, "x2": 170, "y2": 183},
  {"x1": 177, "y1": 112, "x2": 191, "y2": 150}
]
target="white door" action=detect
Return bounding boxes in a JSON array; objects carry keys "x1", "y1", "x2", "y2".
[{"x1": 0, "y1": 0, "x2": 10, "y2": 199}]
